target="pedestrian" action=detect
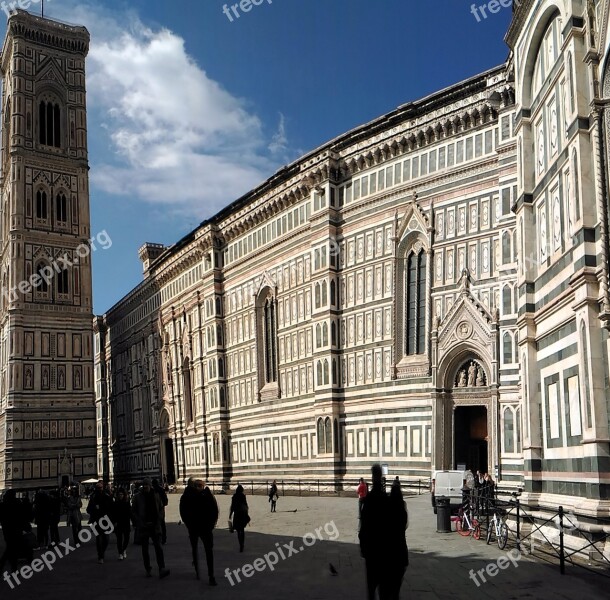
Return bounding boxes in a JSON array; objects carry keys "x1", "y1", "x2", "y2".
[
  {"x1": 152, "y1": 478, "x2": 168, "y2": 545},
  {"x1": 0, "y1": 490, "x2": 32, "y2": 574},
  {"x1": 268, "y1": 480, "x2": 278, "y2": 512},
  {"x1": 34, "y1": 490, "x2": 50, "y2": 550},
  {"x1": 359, "y1": 463, "x2": 406, "y2": 600},
  {"x1": 113, "y1": 488, "x2": 132, "y2": 560},
  {"x1": 386, "y1": 481, "x2": 409, "y2": 600},
  {"x1": 357, "y1": 478, "x2": 368, "y2": 516},
  {"x1": 131, "y1": 479, "x2": 170, "y2": 578},
  {"x1": 86, "y1": 480, "x2": 114, "y2": 564},
  {"x1": 48, "y1": 490, "x2": 61, "y2": 545},
  {"x1": 229, "y1": 485, "x2": 250, "y2": 553},
  {"x1": 179, "y1": 478, "x2": 218, "y2": 585},
  {"x1": 65, "y1": 487, "x2": 83, "y2": 545}
]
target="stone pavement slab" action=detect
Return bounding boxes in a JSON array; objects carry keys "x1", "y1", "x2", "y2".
[{"x1": 0, "y1": 492, "x2": 607, "y2": 599}]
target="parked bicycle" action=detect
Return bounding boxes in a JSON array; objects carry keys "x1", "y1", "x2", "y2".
[
  {"x1": 486, "y1": 505, "x2": 509, "y2": 549},
  {"x1": 457, "y1": 500, "x2": 481, "y2": 540}
]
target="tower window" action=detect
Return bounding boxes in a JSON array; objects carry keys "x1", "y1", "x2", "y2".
[
  {"x1": 405, "y1": 249, "x2": 427, "y2": 355},
  {"x1": 56, "y1": 193, "x2": 67, "y2": 223},
  {"x1": 39, "y1": 100, "x2": 61, "y2": 148},
  {"x1": 264, "y1": 297, "x2": 278, "y2": 383},
  {"x1": 36, "y1": 190, "x2": 48, "y2": 220},
  {"x1": 57, "y1": 268, "x2": 69, "y2": 295}
]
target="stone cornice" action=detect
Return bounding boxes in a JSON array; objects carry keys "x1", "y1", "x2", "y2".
[{"x1": 505, "y1": 0, "x2": 535, "y2": 49}]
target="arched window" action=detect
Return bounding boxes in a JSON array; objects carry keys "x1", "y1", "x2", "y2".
[
  {"x1": 330, "y1": 280, "x2": 336, "y2": 306},
  {"x1": 315, "y1": 283, "x2": 321, "y2": 308},
  {"x1": 531, "y1": 14, "x2": 561, "y2": 99},
  {"x1": 57, "y1": 268, "x2": 69, "y2": 295},
  {"x1": 503, "y1": 332, "x2": 513, "y2": 365},
  {"x1": 502, "y1": 286, "x2": 512, "y2": 315},
  {"x1": 321, "y1": 280, "x2": 328, "y2": 305},
  {"x1": 502, "y1": 230, "x2": 511, "y2": 264},
  {"x1": 323, "y1": 360, "x2": 329, "y2": 385},
  {"x1": 316, "y1": 324, "x2": 321, "y2": 348},
  {"x1": 182, "y1": 358, "x2": 193, "y2": 424},
  {"x1": 324, "y1": 417, "x2": 332, "y2": 454},
  {"x1": 322, "y1": 323, "x2": 328, "y2": 346},
  {"x1": 331, "y1": 322, "x2": 337, "y2": 346},
  {"x1": 317, "y1": 418, "x2": 325, "y2": 454},
  {"x1": 515, "y1": 407, "x2": 522, "y2": 452},
  {"x1": 218, "y1": 358, "x2": 225, "y2": 378},
  {"x1": 504, "y1": 407, "x2": 515, "y2": 453},
  {"x1": 36, "y1": 190, "x2": 48, "y2": 220},
  {"x1": 333, "y1": 418, "x2": 339, "y2": 454},
  {"x1": 316, "y1": 361, "x2": 323, "y2": 386},
  {"x1": 263, "y1": 296, "x2": 278, "y2": 384},
  {"x1": 56, "y1": 192, "x2": 67, "y2": 224},
  {"x1": 332, "y1": 359, "x2": 337, "y2": 385},
  {"x1": 405, "y1": 248, "x2": 427, "y2": 355},
  {"x1": 35, "y1": 262, "x2": 50, "y2": 297},
  {"x1": 39, "y1": 100, "x2": 61, "y2": 147}
]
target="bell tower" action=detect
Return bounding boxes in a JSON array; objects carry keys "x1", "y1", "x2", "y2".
[{"x1": 0, "y1": 10, "x2": 96, "y2": 490}]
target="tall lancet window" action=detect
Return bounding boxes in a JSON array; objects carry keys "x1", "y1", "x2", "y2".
[
  {"x1": 405, "y1": 249, "x2": 427, "y2": 355},
  {"x1": 264, "y1": 296, "x2": 278, "y2": 383}
]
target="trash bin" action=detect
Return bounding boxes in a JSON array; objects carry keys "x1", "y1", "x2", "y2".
[{"x1": 436, "y1": 496, "x2": 452, "y2": 533}]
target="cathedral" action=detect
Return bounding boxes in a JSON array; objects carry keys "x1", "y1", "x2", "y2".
[
  {"x1": 2, "y1": 2, "x2": 609, "y2": 518},
  {"x1": 94, "y1": 0, "x2": 610, "y2": 517}
]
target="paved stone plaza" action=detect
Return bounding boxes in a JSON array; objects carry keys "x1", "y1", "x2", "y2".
[{"x1": 0, "y1": 493, "x2": 607, "y2": 599}]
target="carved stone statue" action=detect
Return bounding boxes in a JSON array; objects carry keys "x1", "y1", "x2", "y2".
[
  {"x1": 476, "y1": 368, "x2": 485, "y2": 387},
  {"x1": 468, "y1": 362, "x2": 477, "y2": 387},
  {"x1": 458, "y1": 369, "x2": 467, "y2": 387}
]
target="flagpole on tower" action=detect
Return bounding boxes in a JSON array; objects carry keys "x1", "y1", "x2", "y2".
[{"x1": 42, "y1": 0, "x2": 44, "y2": 18}]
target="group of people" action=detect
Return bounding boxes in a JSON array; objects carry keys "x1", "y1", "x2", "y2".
[{"x1": 358, "y1": 467, "x2": 409, "y2": 600}]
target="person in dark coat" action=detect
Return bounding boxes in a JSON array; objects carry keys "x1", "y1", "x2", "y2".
[
  {"x1": 34, "y1": 490, "x2": 50, "y2": 549},
  {"x1": 113, "y1": 488, "x2": 132, "y2": 560},
  {"x1": 386, "y1": 481, "x2": 409, "y2": 600},
  {"x1": 179, "y1": 478, "x2": 218, "y2": 585},
  {"x1": 0, "y1": 490, "x2": 31, "y2": 573},
  {"x1": 268, "y1": 480, "x2": 278, "y2": 512},
  {"x1": 131, "y1": 479, "x2": 170, "y2": 578},
  {"x1": 86, "y1": 481, "x2": 114, "y2": 564},
  {"x1": 359, "y1": 464, "x2": 407, "y2": 600},
  {"x1": 229, "y1": 485, "x2": 250, "y2": 552},
  {"x1": 152, "y1": 479, "x2": 168, "y2": 545},
  {"x1": 48, "y1": 490, "x2": 61, "y2": 545},
  {"x1": 65, "y1": 487, "x2": 83, "y2": 545}
]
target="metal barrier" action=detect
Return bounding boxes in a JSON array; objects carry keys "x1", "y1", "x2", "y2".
[{"x1": 461, "y1": 488, "x2": 610, "y2": 578}]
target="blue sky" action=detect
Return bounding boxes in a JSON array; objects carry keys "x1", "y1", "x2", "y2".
[{"x1": 1, "y1": 0, "x2": 512, "y2": 313}]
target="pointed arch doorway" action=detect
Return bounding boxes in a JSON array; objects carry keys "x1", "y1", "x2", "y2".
[{"x1": 159, "y1": 409, "x2": 176, "y2": 485}]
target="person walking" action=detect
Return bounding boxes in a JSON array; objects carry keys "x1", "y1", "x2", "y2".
[
  {"x1": 268, "y1": 480, "x2": 278, "y2": 512},
  {"x1": 359, "y1": 464, "x2": 406, "y2": 600},
  {"x1": 0, "y1": 490, "x2": 31, "y2": 574},
  {"x1": 132, "y1": 479, "x2": 170, "y2": 578},
  {"x1": 86, "y1": 481, "x2": 114, "y2": 564},
  {"x1": 357, "y1": 478, "x2": 368, "y2": 516},
  {"x1": 386, "y1": 480, "x2": 409, "y2": 600},
  {"x1": 152, "y1": 479, "x2": 168, "y2": 545},
  {"x1": 34, "y1": 490, "x2": 50, "y2": 550},
  {"x1": 179, "y1": 479, "x2": 218, "y2": 585},
  {"x1": 48, "y1": 490, "x2": 61, "y2": 545},
  {"x1": 113, "y1": 488, "x2": 132, "y2": 560},
  {"x1": 229, "y1": 485, "x2": 250, "y2": 553},
  {"x1": 65, "y1": 487, "x2": 83, "y2": 545}
]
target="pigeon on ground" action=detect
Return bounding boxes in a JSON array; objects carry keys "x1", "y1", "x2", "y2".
[{"x1": 329, "y1": 563, "x2": 338, "y2": 576}]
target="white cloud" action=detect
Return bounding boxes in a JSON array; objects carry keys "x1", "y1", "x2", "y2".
[
  {"x1": 268, "y1": 112, "x2": 288, "y2": 157},
  {"x1": 49, "y1": 2, "x2": 282, "y2": 217}
]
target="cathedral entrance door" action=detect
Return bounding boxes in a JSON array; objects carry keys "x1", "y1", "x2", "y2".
[
  {"x1": 454, "y1": 406, "x2": 488, "y2": 473},
  {"x1": 163, "y1": 438, "x2": 176, "y2": 485}
]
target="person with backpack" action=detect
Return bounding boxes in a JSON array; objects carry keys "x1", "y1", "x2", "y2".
[
  {"x1": 268, "y1": 480, "x2": 278, "y2": 513},
  {"x1": 229, "y1": 485, "x2": 250, "y2": 552}
]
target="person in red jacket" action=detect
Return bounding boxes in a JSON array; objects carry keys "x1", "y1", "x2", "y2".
[{"x1": 357, "y1": 478, "x2": 368, "y2": 515}]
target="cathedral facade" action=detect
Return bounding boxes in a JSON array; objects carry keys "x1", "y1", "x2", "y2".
[
  {"x1": 0, "y1": 11, "x2": 96, "y2": 490},
  {"x1": 97, "y1": 1, "x2": 610, "y2": 516}
]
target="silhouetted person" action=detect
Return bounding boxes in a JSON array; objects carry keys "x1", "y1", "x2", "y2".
[
  {"x1": 34, "y1": 490, "x2": 50, "y2": 549},
  {"x1": 86, "y1": 481, "x2": 114, "y2": 564},
  {"x1": 357, "y1": 478, "x2": 368, "y2": 516},
  {"x1": 360, "y1": 464, "x2": 406, "y2": 600},
  {"x1": 132, "y1": 479, "x2": 170, "y2": 578},
  {"x1": 113, "y1": 488, "x2": 131, "y2": 560},
  {"x1": 152, "y1": 479, "x2": 168, "y2": 544},
  {"x1": 0, "y1": 490, "x2": 31, "y2": 573},
  {"x1": 268, "y1": 480, "x2": 278, "y2": 512},
  {"x1": 179, "y1": 479, "x2": 218, "y2": 585},
  {"x1": 229, "y1": 485, "x2": 250, "y2": 552},
  {"x1": 48, "y1": 490, "x2": 61, "y2": 545},
  {"x1": 387, "y1": 481, "x2": 409, "y2": 599},
  {"x1": 65, "y1": 487, "x2": 83, "y2": 545}
]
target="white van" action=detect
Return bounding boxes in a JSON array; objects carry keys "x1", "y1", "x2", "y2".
[{"x1": 431, "y1": 470, "x2": 473, "y2": 513}]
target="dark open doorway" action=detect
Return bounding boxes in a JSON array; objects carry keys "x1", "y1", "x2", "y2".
[
  {"x1": 164, "y1": 438, "x2": 176, "y2": 485},
  {"x1": 454, "y1": 406, "x2": 488, "y2": 473}
]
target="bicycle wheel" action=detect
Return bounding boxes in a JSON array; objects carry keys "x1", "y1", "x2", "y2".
[
  {"x1": 486, "y1": 520, "x2": 493, "y2": 544},
  {"x1": 497, "y1": 522, "x2": 508, "y2": 550},
  {"x1": 473, "y1": 519, "x2": 481, "y2": 540},
  {"x1": 458, "y1": 515, "x2": 470, "y2": 536}
]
